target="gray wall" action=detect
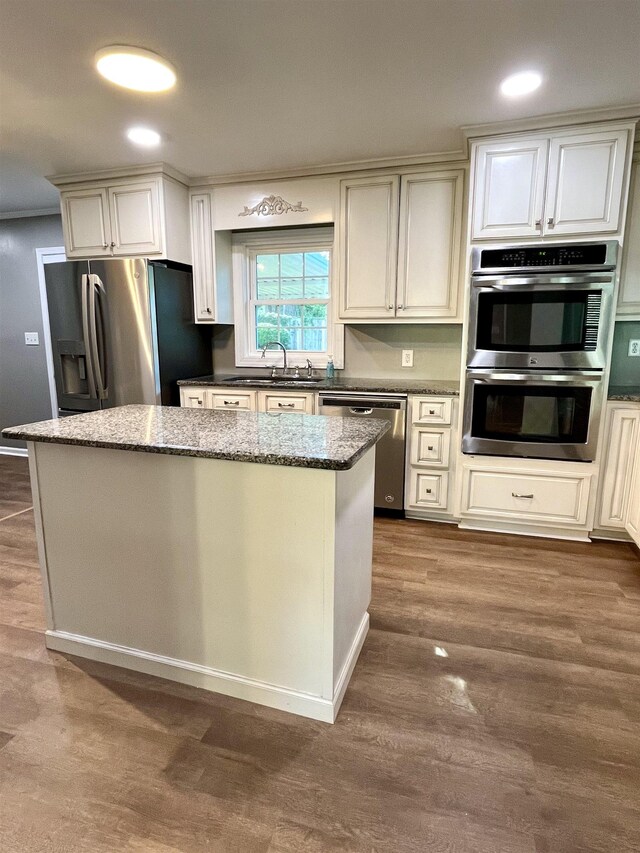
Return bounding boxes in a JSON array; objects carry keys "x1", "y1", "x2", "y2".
[
  {"x1": 210, "y1": 323, "x2": 463, "y2": 380},
  {"x1": 610, "y1": 320, "x2": 640, "y2": 387},
  {"x1": 0, "y1": 215, "x2": 63, "y2": 449}
]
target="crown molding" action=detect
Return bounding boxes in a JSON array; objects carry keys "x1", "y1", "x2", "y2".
[
  {"x1": 47, "y1": 161, "x2": 189, "y2": 188},
  {"x1": 0, "y1": 206, "x2": 60, "y2": 220},
  {"x1": 190, "y1": 148, "x2": 468, "y2": 188},
  {"x1": 462, "y1": 104, "x2": 640, "y2": 145}
]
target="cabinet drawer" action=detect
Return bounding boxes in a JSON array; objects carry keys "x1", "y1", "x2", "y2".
[
  {"x1": 259, "y1": 391, "x2": 315, "y2": 414},
  {"x1": 410, "y1": 427, "x2": 450, "y2": 467},
  {"x1": 209, "y1": 391, "x2": 256, "y2": 411},
  {"x1": 462, "y1": 467, "x2": 591, "y2": 525},
  {"x1": 408, "y1": 471, "x2": 449, "y2": 509},
  {"x1": 180, "y1": 387, "x2": 208, "y2": 409},
  {"x1": 411, "y1": 397, "x2": 452, "y2": 425}
]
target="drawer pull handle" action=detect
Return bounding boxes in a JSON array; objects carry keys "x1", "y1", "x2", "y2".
[
  {"x1": 277, "y1": 402, "x2": 296, "y2": 408},
  {"x1": 512, "y1": 492, "x2": 534, "y2": 499},
  {"x1": 223, "y1": 400, "x2": 240, "y2": 406}
]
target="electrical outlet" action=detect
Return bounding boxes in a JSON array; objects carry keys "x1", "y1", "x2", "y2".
[
  {"x1": 24, "y1": 332, "x2": 39, "y2": 346},
  {"x1": 628, "y1": 339, "x2": 640, "y2": 357},
  {"x1": 401, "y1": 349, "x2": 414, "y2": 368}
]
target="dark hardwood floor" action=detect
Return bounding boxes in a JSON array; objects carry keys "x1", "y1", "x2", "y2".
[{"x1": 1, "y1": 454, "x2": 639, "y2": 852}]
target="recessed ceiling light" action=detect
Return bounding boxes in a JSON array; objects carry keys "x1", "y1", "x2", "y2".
[
  {"x1": 126, "y1": 127, "x2": 162, "y2": 147},
  {"x1": 95, "y1": 46, "x2": 176, "y2": 92},
  {"x1": 500, "y1": 71, "x2": 542, "y2": 98}
]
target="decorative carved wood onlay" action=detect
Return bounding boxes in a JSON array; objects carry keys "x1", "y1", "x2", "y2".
[{"x1": 239, "y1": 195, "x2": 308, "y2": 217}]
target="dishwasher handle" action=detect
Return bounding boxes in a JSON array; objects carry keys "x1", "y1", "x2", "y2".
[
  {"x1": 349, "y1": 407, "x2": 374, "y2": 415},
  {"x1": 319, "y1": 396, "x2": 405, "y2": 410}
]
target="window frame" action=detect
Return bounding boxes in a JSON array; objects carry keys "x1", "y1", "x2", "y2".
[{"x1": 232, "y1": 227, "x2": 344, "y2": 369}]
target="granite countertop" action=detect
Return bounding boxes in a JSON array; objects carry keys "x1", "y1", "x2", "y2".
[
  {"x1": 2, "y1": 405, "x2": 390, "y2": 471},
  {"x1": 177, "y1": 375, "x2": 461, "y2": 396},
  {"x1": 608, "y1": 386, "x2": 640, "y2": 403}
]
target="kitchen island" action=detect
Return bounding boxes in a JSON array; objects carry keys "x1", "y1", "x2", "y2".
[{"x1": 3, "y1": 405, "x2": 389, "y2": 722}]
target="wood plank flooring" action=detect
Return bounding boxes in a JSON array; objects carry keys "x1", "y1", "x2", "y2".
[{"x1": 1, "y1": 453, "x2": 639, "y2": 852}]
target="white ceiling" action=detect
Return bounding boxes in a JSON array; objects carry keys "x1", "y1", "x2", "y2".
[{"x1": 1, "y1": 0, "x2": 639, "y2": 214}]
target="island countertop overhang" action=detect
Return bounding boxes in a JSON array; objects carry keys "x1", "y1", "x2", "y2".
[{"x1": 2, "y1": 404, "x2": 390, "y2": 471}]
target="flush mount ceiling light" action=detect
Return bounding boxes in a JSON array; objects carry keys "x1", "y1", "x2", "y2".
[
  {"x1": 95, "y1": 46, "x2": 176, "y2": 92},
  {"x1": 500, "y1": 71, "x2": 542, "y2": 98},
  {"x1": 126, "y1": 126, "x2": 162, "y2": 147}
]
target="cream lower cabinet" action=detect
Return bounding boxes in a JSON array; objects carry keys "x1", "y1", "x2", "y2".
[
  {"x1": 179, "y1": 386, "x2": 257, "y2": 411},
  {"x1": 459, "y1": 458, "x2": 596, "y2": 541},
  {"x1": 626, "y1": 441, "x2": 640, "y2": 547},
  {"x1": 595, "y1": 403, "x2": 640, "y2": 534},
  {"x1": 180, "y1": 386, "x2": 315, "y2": 414},
  {"x1": 257, "y1": 390, "x2": 315, "y2": 414},
  {"x1": 338, "y1": 168, "x2": 465, "y2": 322},
  {"x1": 405, "y1": 395, "x2": 458, "y2": 518},
  {"x1": 470, "y1": 122, "x2": 634, "y2": 241}
]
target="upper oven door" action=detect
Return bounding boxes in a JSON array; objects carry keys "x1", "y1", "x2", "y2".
[{"x1": 467, "y1": 273, "x2": 615, "y2": 370}]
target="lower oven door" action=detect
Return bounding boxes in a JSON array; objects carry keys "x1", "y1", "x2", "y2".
[{"x1": 462, "y1": 371, "x2": 604, "y2": 462}]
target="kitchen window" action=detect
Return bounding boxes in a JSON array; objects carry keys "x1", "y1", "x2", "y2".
[{"x1": 233, "y1": 227, "x2": 343, "y2": 368}]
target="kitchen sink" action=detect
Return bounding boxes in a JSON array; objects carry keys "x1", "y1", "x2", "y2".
[{"x1": 222, "y1": 376, "x2": 323, "y2": 386}]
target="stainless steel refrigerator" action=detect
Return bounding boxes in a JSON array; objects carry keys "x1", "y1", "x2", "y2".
[{"x1": 44, "y1": 258, "x2": 212, "y2": 415}]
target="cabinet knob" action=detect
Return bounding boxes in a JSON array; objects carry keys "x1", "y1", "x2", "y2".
[
  {"x1": 535, "y1": 219, "x2": 542, "y2": 229},
  {"x1": 102, "y1": 243, "x2": 109, "y2": 249},
  {"x1": 512, "y1": 492, "x2": 534, "y2": 499},
  {"x1": 388, "y1": 304, "x2": 394, "y2": 310},
  {"x1": 425, "y1": 488, "x2": 432, "y2": 494},
  {"x1": 547, "y1": 217, "x2": 555, "y2": 228},
  {"x1": 397, "y1": 304, "x2": 403, "y2": 310},
  {"x1": 427, "y1": 445, "x2": 434, "y2": 451},
  {"x1": 206, "y1": 307, "x2": 212, "y2": 314},
  {"x1": 428, "y1": 409, "x2": 435, "y2": 415},
  {"x1": 110, "y1": 241, "x2": 116, "y2": 248},
  {"x1": 197, "y1": 400, "x2": 202, "y2": 406}
]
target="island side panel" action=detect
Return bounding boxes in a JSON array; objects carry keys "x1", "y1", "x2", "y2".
[
  {"x1": 332, "y1": 447, "x2": 375, "y2": 705},
  {"x1": 32, "y1": 442, "x2": 337, "y2": 708}
]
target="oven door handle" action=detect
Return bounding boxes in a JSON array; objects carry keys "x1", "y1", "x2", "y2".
[{"x1": 468, "y1": 371, "x2": 603, "y2": 384}]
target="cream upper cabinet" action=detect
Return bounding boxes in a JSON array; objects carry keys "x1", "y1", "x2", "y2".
[
  {"x1": 107, "y1": 181, "x2": 162, "y2": 256},
  {"x1": 471, "y1": 122, "x2": 634, "y2": 241},
  {"x1": 618, "y1": 154, "x2": 640, "y2": 317},
  {"x1": 61, "y1": 188, "x2": 112, "y2": 257},
  {"x1": 338, "y1": 175, "x2": 399, "y2": 319},
  {"x1": 338, "y1": 168, "x2": 465, "y2": 322},
  {"x1": 56, "y1": 172, "x2": 191, "y2": 264},
  {"x1": 189, "y1": 191, "x2": 234, "y2": 324},
  {"x1": 471, "y1": 138, "x2": 548, "y2": 240},
  {"x1": 545, "y1": 129, "x2": 630, "y2": 235}
]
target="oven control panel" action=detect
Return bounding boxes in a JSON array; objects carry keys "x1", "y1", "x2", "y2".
[{"x1": 474, "y1": 242, "x2": 617, "y2": 272}]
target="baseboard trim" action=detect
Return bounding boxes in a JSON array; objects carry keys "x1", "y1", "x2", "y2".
[
  {"x1": 458, "y1": 518, "x2": 591, "y2": 542},
  {"x1": 45, "y1": 620, "x2": 369, "y2": 723},
  {"x1": 0, "y1": 446, "x2": 28, "y2": 457}
]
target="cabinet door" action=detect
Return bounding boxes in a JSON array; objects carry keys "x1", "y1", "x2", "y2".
[
  {"x1": 545, "y1": 129, "x2": 630, "y2": 236},
  {"x1": 61, "y1": 188, "x2": 112, "y2": 258},
  {"x1": 598, "y1": 406, "x2": 640, "y2": 529},
  {"x1": 471, "y1": 139, "x2": 547, "y2": 240},
  {"x1": 108, "y1": 180, "x2": 162, "y2": 256},
  {"x1": 618, "y1": 158, "x2": 640, "y2": 316},
  {"x1": 626, "y1": 445, "x2": 640, "y2": 548},
  {"x1": 190, "y1": 192, "x2": 216, "y2": 322},
  {"x1": 397, "y1": 170, "x2": 463, "y2": 318},
  {"x1": 338, "y1": 176, "x2": 399, "y2": 319},
  {"x1": 180, "y1": 387, "x2": 208, "y2": 408}
]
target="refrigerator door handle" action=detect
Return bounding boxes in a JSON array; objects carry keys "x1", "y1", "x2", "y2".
[
  {"x1": 88, "y1": 274, "x2": 109, "y2": 400},
  {"x1": 81, "y1": 273, "x2": 98, "y2": 399}
]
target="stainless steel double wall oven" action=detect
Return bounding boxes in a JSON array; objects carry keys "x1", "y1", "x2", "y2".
[{"x1": 463, "y1": 242, "x2": 617, "y2": 462}]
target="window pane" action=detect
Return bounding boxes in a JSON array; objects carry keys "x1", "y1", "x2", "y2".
[
  {"x1": 304, "y1": 252, "x2": 329, "y2": 277},
  {"x1": 303, "y1": 329, "x2": 327, "y2": 351},
  {"x1": 256, "y1": 278, "x2": 280, "y2": 299},
  {"x1": 280, "y1": 305, "x2": 302, "y2": 327},
  {"x1": 281, "y1": 278, "x2": 304, "y2": 299},
  {"x1": 256, "y1": 255, "x2": 279, "y2": 277},
  {"x1": 280, "y1": 253, "x2": 303, "y2": 278},
  {"x1": 302, "y1": 304, "x2": 327, "y2": 325},
  {"x1": 303, "y1": 278, "x2": 329, "y2": 298}
]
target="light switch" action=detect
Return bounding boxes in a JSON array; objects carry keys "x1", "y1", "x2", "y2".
[{"x1": 24, "y1": 332, "x2": 39, "y2": 346}]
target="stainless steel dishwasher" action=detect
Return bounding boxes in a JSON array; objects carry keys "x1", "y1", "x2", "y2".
[{"x1": 318, "y1": 392, "x2": 407, "y2": 512}]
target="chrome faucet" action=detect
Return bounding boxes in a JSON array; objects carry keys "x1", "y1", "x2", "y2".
[
  {"x1": 305, "y1": 358, "x2": 314, "y2": 378},
  {"x1": 260, "y1": 340, "x2": 288, "y2": 374}
]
